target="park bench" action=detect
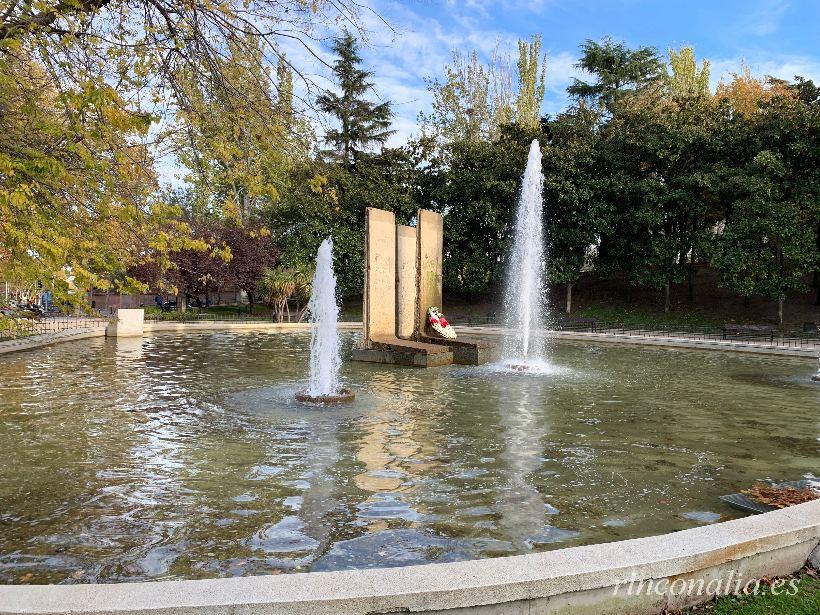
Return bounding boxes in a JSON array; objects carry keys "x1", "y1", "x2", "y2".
[
  {"x1": 721, "y1": 324, "x2": 775, "y2": 342},
  {"x1": 557, "y1": 317, "x2": 598, "y2": 332}
]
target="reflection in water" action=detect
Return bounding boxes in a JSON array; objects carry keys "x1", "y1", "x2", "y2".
[
  {"x1": 353, "y1": 369, "x2": 441, "y2": 529},
  {"x1": 292, "y1": 416, "x2": 342, "y2": 559},
  {"x1": 498, "y1": 387, "x2": 552, "y2": 548},
  {"x1": 0, "y1": 332, "x2": 817, "y2": 584}
]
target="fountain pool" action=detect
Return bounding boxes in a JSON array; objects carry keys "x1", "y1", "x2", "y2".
[{"x1": 0, "y1": 330, "x2": 817, "y2": 584}]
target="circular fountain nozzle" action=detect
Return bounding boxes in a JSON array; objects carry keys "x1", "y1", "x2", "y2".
[
  {"x1": 504, "y1": 361, "x2": 535, "y2": 372},
  {"x1": 295, "y1": 388, "x2": 356, "y2": 404}
]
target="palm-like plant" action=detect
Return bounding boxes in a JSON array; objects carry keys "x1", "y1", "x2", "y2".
[
  {"x1": 292, "y1": 267, "x2": 313, "y2": 322},
  {"x1": 259, "y1": 265, "x2": 314, "y2": 322}
]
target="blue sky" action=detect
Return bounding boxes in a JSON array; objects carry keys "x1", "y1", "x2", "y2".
[
  {"x1": 160, "y1": 1, "x2": 820, "y2": 182},
  {"x1": 312, "y1": 0, "x2": 820, "y2": 146}
]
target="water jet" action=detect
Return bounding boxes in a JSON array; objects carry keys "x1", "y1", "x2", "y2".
[
  {"x1": 296, "y1": 237, "x2": 354, "y2": 404},
  {"x1": 501, "y1": 139, "x2": 548, "y2": 371}
]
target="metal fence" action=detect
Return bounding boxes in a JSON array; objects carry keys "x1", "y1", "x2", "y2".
[
  {"x1": 0, "y1": 316, "x2": 110, "y2": 341},
  {"x1": 588, "y1": 323, "x2": 820, "y2": 350},
  {"x1": 459, "y1": 315, "x2": 820, "y2": 351},
  {"x1": 4, "y1": 309, "x2": 817, "y2": 351}
]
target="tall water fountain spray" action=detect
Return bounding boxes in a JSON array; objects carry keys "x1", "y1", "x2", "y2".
[
  {"x1": 296, "y1": 237, "x2": 354, "y2": 403},
  {"x1": 502, "y1": 139, "x2": 548, "y2": 368}
]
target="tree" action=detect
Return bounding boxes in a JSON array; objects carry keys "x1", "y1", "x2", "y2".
[
  {"x1": 568, "y1": 37, "x2": 663, "y2": 113},
  {"x1": 543, "y1": 105, "x2": 602, "y2": 313},
  {"x1": 420, "y1": 49, "x2": 497, "y2": 145},
  {"x1": 317, "y1": 33, "x2": 394, "y2": 170},
  {"x1": 716, "y1": 65, "x2": 793, "y2": 118},
  {"x1": 427, "y1": 124, "x2": 540, "y2": 297},
  {"x1": 152, "y1": 217, "x2": 277, "y2": 313},
  {"x1": 175, "y1": 35, "x2": 313, "y2": 223},
  {"x1": 259, "y1": 265, "x2": 312, "y2": 322},
  {"x1": 1, "y1": 0, "x2": 353, "y2": 303},
  {"x1": 275, "y1": 55, "x2": 295, "y2": 130},
  {"x1": 664, "y1": 46, "x2": 715, "y2": 300},
  {"x1": 420, "y1": 37, "x2": 546, "y2": 146},
  {"x1": 591, "y1": 73, "x2": 724, "y2": 311},
  {"x1": 221, "y1": 224, "x2": 279, "y2": 314},
  {"x1": 709, "y1": 83, "x2": 820, "y2": 324},
  {"x1": 515, "y1": 35, "x2": 547, "y2": 131},
  {"x1": 158, "y1": 221, "x2": 229, "y2": 311},
  {"x1": 666, "y1": 46, "x2": 711, "y2": 99},
  {"x1": 1, "y1": 0, "x2": 374, "y2": 119},
  {"x1": 0, "y1": 46, "x2": 197, "y2": 301},
  {"x1": 269, "y1": 142, "x2": 430, "y2": 298}
]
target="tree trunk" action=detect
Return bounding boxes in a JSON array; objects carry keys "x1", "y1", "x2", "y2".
[
  {"x1": 687, "y1": 270, "x2": 695, "y2": 302},
  {"x1": 177, "y1": 291, "x2": 187, "y2": 313},
  {"x1": 776, "y1": 245, "x2": 784, "y2": 326},
  {"x1": 814, "y1": 270, "x2": 820, "y2": 306},
  {"x1": 565, "y1": 282, "x2": 573, "y2": 314},
  {"x1": 688, "y1": 220, "x2": 698, "y2": 302},
  {"x1": 815, "y1": 219, "x2": 820, "y2": 305},
  {"x1": 664, "y1": 280, "x2": 671, "y2": 313},
  {"x1": 247, "y1": 292, "x2": 254, "y2": 315}
]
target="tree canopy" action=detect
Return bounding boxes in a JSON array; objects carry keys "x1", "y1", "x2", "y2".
[
  {"x1": 317, "y1": 32, "x2": 394, "y2": 170},
  {"x1": 2, "y1": 24, "x2": 818, "y2": 325}
]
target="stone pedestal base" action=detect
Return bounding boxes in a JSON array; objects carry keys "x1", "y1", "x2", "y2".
[
  {"x1": 352, "y1": 347, "x2": 453, "y2": 368},
  {"x1": 105, "y1": 308, "x2": 145, "y2": 338},
  {"x1": 420, "y1": 336, "x2": 496, "y2": 365},
  {"x1": 353, "y1": 335, "x2": 454, "y2": 368}
]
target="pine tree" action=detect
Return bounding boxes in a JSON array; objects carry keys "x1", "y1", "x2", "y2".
[
  {"x1": 568, "y1": 37, "x2": 663, "y2": 112},
  {"x1": 317, "y1": 33, "x2": 394, "y2": 170}
]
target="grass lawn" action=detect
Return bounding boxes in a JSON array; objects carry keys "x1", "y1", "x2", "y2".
[
  {"x1": 144, "y1": 304, "x2": 275, "y2": 319},
  {"x1": 441, "y1": 299, "x2": 763, "y2": 330},
  {"x1": 569, "y1": 302, "x2": 726, "y2": 329},
  {"x1": 680, "y1": 570, "x2": 820, "y2": 614}
]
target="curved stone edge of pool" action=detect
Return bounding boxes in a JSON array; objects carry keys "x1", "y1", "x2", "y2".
[
  {"x1": 0, "y1": 327, "x2": 107, "y2": 356},
  {"x1": 0, "y1": 323, "x2": 363, "y2": 356},
  {"x1": 1, "y1": 500, "x2": 818, "y2": 615},
  {"x1": 144, "y1": 321, "x2": 363, "y2": 332}
]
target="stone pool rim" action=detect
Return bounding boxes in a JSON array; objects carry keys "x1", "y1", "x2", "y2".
[{"x1": 1, "y1": 500, "x2": 818, "y2": 615}]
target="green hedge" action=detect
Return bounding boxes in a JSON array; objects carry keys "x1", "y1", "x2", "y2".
[{"x1": 0, "y1": 316, "x2": 34, "y2": 341}]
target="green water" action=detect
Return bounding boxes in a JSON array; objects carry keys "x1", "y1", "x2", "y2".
[{"x1": 0, "y1": 331, "x2": 817, "y2": 584}]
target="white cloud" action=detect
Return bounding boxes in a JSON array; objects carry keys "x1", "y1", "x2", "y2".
[
  {"x1": 328, "y1": 0, "x2": 524, "y2": 147},
  {"x1": 709, "y1": 52, "x2": 820, "y2": 90},
  {"x1": 739, "y1": 0, "x2": 791, "y2": 36}
]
